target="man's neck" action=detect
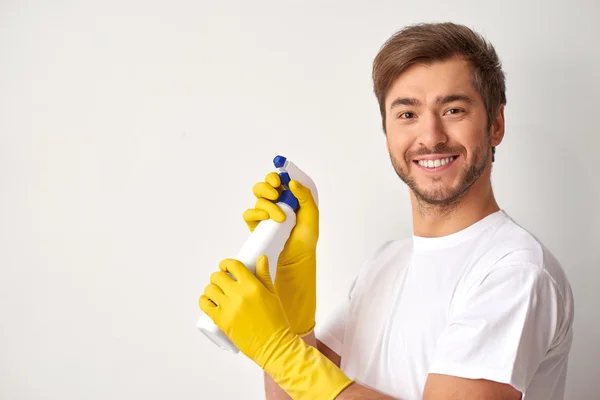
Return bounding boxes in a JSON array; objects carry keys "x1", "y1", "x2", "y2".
[{"x1": 410, "y1": 177, "x2": 500, "y2": 238}]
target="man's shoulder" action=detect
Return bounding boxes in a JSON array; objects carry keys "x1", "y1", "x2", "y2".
[
  {"x1": 488, "y1": 213, "x2": 563, "y2": 273},
  {"x1": 478, "y1": 213, "x2": 572, "y2": 304}
]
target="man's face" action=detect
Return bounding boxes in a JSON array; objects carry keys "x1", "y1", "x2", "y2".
[{"x1": 384, "y1": 57, "x2": 493, "y2": 206}]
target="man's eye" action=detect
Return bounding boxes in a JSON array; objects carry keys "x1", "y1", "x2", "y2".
[
  {"x1": 445, "y1": 108, "x2": 463, "y2": 115},
  {"x1": 398, "y1": 112, "x2": 414, "y2": 119}
]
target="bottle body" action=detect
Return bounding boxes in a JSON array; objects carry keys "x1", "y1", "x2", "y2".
[{"x1": 196, "y1": 201, "x2": 297, "y2": 353}]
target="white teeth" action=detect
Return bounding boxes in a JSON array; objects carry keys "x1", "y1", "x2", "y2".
[{"x1": 418, "y1": 156, "x2": 455, "y2": 169}]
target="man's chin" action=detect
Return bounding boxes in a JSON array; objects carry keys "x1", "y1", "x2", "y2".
[
  {"x1": 397, "y1": 171, "x2": 467, "y2": 205},
  {"x1": 412, "y1": 186, "x2": 463, "y2": 206}
]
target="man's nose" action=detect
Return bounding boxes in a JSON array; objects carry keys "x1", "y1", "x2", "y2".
[{"x1": 418, "y1": 113, "x2": 448, "y2": 149}]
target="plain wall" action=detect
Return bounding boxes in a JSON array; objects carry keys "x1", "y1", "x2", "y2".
[{"x1": 1, "y1": 0, "x2": 598, "y2": 398}]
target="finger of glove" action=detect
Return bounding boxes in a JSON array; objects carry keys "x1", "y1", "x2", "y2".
[
  {"x1": 265, "y1": 172, "x2": 281, "y2": 189},
  {"x1": 255, "y1": 255, "x2": 275, "y2": 294},
  {"x1": 203, "y1": 283, "x2": 225, "y2": 306},
  {"x1": 218, "y1": 258, "x2": 254, "y2": 284},
  {"x1": 252, "y1": 181, "x2": 279, "y2": 201},
  {"x1": 255, "y1": 198, "x2": 286, "y2": 223},
  {"x1": 210, "y1": 270, "x2": 237, "y2": 294},
  {"x1": 199, "y1": 295, "x2": 218, "y2": 318},
  {"x1": 243, "y1": 208, "x2": 269, "y2": 231}
]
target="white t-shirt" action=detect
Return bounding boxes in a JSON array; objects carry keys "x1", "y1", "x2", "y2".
[{"x1": 315, "y1": 210, "x2": 574, "y2": 400}]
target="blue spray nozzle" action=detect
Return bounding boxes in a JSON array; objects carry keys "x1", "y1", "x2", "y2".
[
  {"x1": 273, "y1": 155, "x2": 287, "y2": 168},
  {"x1": 273, "y1": 156, "x2": 298, "y2": 211},
  {"x1": 272, "y1": 153, "x2": 318, "y2": 211},
  {"x1": 277, "y1": 172, "x2": 297, "y2": 210},
  {"x1": 277, "y1": 189, "x2": 299, "y2": 212},
  {"x1": 279, "y1": 172, "x2": 291, "y2": 188}
]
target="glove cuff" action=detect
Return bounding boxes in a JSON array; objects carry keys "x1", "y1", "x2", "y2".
[
  {"x1": 298, "y1": 326, "x2": 315, "y2": 338},
  {"x1": 265, "y1": 334, "x2": 354, "y2": 400}
]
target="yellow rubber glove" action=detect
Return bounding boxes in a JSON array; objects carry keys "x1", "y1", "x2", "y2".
[
  {"x1": 199, "y1": 255, "x2": 353, "y2": 400},
  {"x1": 242, "y1": 172, "x2": 318, "y2": 336}
]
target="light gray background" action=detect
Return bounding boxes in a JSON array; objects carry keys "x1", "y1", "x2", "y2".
[{"x1": 1, "y1": 0, "x2": 598, "y2": 399}]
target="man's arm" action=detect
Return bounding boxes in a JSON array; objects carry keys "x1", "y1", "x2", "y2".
[
  {"x1": 333, "y1": 376, "x2": 521, "y2": 400},
  {"x1": 264, "y1": 334, "x2": 520, "y2": 400},
  {"x1": 422, "y1": 374, "x2": 521, "y2": 400}
]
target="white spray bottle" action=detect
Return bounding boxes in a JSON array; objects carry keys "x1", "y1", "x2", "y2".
[{"x1": 196, "y1": 155, "x2": 319, "y2": 353}]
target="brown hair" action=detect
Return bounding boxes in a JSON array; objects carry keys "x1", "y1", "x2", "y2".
[{"x1": 372, "y1": 22, "x2": 507, "y2": 141}]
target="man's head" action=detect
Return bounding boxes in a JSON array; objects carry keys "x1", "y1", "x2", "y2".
[{"x1": 372, "y1": 22, "x2": 506, "y2": 207}]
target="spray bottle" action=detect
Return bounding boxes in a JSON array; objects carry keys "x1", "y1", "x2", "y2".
[{"x1": 196, "y1": 155, "x2": 319, "y2": 353}]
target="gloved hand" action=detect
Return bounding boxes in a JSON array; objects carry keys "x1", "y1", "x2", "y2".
[
  {"x1": 242, "y1": 172, "x2": 318, "y2": 336},
  {"x1": 199, "y1": 255, "x2": 353, "y2": 400}
]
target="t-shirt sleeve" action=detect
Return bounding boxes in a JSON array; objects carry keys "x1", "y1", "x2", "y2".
[
  {"x1": 315, "y1": 300, "x2": 348, "y2": 355},
  {"x1": 315, "y1": 240, "x2": 398, "y2": 356},
  {"x1": 314, "y1": 277, "x2": 357, "y2": 355},
  {"x1": 428, "y1": 263, "x2": 563, "y2": 394}
]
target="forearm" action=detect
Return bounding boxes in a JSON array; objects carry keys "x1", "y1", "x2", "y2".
[
  {"x1": 264, "y1": 332, "x2": 317, "y2": 399},
  {"x1": 335, "y1": 382, "x2": 397, "y2": 399}
]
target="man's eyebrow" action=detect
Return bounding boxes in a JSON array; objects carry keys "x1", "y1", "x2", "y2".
[
  {"x1": 389, "y1": 94, "x2": 474, "y2": 110},
  {"x1": 437, "y1": 94, "x2": 474, "y2": 105},
  {"x1": 389, "y1": 97, "x2": 420, "y2": 109}
]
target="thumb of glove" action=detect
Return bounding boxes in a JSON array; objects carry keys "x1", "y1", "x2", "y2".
[{"x1": 289, "y1": 180, "x2": 317, "y2": 210}]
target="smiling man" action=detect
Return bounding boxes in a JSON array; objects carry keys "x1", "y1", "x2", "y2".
[{"x1": 199, "y1": 22, "x2": 574, "y2": 399}]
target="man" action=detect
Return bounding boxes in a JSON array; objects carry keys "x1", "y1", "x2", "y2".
[{"x1": 199, "y1": 22, "x2": 574, "y2": 399}]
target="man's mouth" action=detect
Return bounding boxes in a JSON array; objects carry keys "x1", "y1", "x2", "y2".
[{"x1": 413, "y1": 156, "x2": 458, "y2": 170}]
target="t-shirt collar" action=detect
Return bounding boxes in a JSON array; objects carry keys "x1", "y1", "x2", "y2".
[{"x1": 412, "y1": 210, "x2": 508, "y2": 251}]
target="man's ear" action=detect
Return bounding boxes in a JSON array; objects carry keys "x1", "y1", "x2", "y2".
[{"x1": 490, "y1": 104, "x2": 505, "y2": 147}]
